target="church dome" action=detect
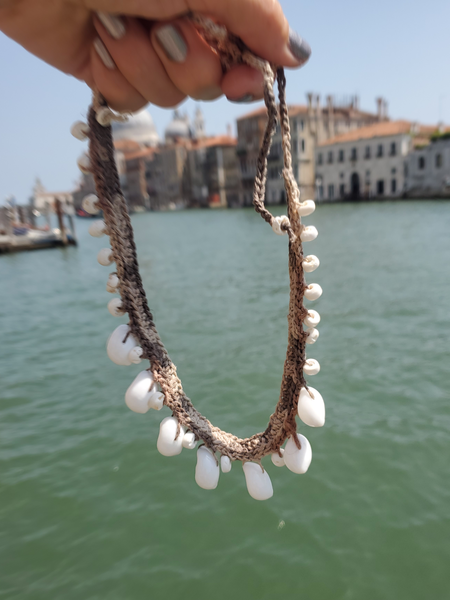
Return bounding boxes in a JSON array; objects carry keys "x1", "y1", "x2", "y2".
[
  {"x1": 112, "y1": 109, "x2": 159, "y2": 147},
  {"x1": 165, "y1": 110, "x2": 191, "y2": 141}
]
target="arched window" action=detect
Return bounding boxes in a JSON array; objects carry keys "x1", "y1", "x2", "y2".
[
  {"x1": 418, "y1": 157, "x2": 425, "y2": 170},
  {"x1": 436, "y1": 154, "x2": 443, "y2": 168}
]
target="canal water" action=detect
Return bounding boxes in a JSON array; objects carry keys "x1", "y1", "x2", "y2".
[{"x1": 1, "y1": 201, "x2": 449, "y2": 600}]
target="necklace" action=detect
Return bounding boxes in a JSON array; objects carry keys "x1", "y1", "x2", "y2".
[{"x1": 71, "y1": 16, "x2": 324, "y2": 501}]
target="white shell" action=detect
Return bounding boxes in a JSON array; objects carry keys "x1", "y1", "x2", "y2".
[
  {"x1": 77, "y1": 153, "x2": 91, "y2": 173},
  {"x1": 106, "y1": 273, "x2": 119, "y2": 293},
  {"x1": 305, "y1": 327, "x2": 319, "y2": 345},
  {"x1": 221, "y1": 455, "x2": 232, "y2": 473},
  {"x1": 96, "y1": 106, "x2": 115, "y2": 126},
  {"x1": 70, "y1": 121, "x2": 89, "y2": 141},
  {"x1": 242, "y1": 463, "x2": 273, "y2": 501},
  {"x1": 304, "y1": 310, "x2": 320, "y2": 328},
  {"x1": 195, "y1": 447, "x2": 220, "y2": 490},
  {"x1": 148, "y1": 391, "x2": 164, "y2": 411},
  {"x1": 157, "y1": 416, "x2": 185, "y2": 457},
  {"x1": 88, "y1": 220, "x2": 106, "y2": 237},
  {"x1": 106, "y1": 324, "x2": 140, "y2": 366},
  {"x1": 284, "y1": 434, "x2": 312, "y2": 474},
  {"x1": 300, "y1": 226, "x2": 318, "y2": 242},
  {"x1": 97, "y1": 248, "x2": 114, "y2": 266},
  {"x1": 125, "y1": 370, "x2": 155, "y2": 414},
  {"x1": 182, "y1": 432, "x2": 197, "y2": 450},
  {"x1": 82, "y1": 194, "x2": 99, "y2": 215},
  {"x1": 298, "y1": 386, "x2": 325, "y2": 427},
  {"x1": 302, "y1": 254, "x2": 320, "y2": 273},
  {"x1": 128, "y1": 347, "x2": 143, "y2": 364},
  {"x1": 304, "y1": 283, "x2": 323, "y2": 301},
  {"x1": 303, "y1": 358, "x2": 320, "y2": 376},
  {"x1": 298, "y1": 199, "x2": 316, "y2": 216},
  {"x1": 107, "y1": 298, "x2": 125, "y2": 317},
  {"x1": 271, "y1": 215, "x2": 289, "y2": 236},
  {"x1": 271, "y1": 448, "x2": 285, "y2": 467}
]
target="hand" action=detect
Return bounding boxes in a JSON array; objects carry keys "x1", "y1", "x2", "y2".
[{"x1": 0, "y1": 0, "x2": 311, "y2": 112}]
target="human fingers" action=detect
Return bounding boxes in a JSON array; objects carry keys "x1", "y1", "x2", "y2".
[
  {"x1": 151, "y1": 18, "x2": 223, "y2": 101},
  {"x1": 221, "y1": 65, "x2": 265, "y2": 103},
  {"x1": 83, "y1": 0, "x2": 311, "y2": 68},
  {"x1": 90, "y1": 38, "x2": 148, "y2": 112},
  {"x1": 94, "y1": 16, "x2": 185, "y2": 107}
]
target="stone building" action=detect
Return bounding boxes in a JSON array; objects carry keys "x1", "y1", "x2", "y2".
[
  {"x1": 183, "y1": 135, "x2": 241, "y2": 208},
  {"x1": 314, "y1": 120, "x2": 438, "y2": 200},
  {"x1": 237, "y1": 94, "x2": 385, "y2": 205},
  {"x1": 405, "y1": 133, "x2": 450, "y2": 198},
  {"x1": 30, "y1": 178, "x2": 73, "y2": 213}
]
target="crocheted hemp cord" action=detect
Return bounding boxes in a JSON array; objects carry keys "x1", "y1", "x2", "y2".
[{"x1": 87, "y1": 16, "x2": 310, "y2": 462}]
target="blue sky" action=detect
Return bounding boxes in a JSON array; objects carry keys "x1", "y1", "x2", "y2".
[{"x1": 1, "y1": 0, "x2": 450, "y2": 203}]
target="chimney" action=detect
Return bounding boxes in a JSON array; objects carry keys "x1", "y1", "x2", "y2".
[
  {"x1": 307, "y1": 92, "x2": 314, "y2": 109},
  {"x1": 376, "y1": 97, "x2": 383, "y2": 121},
  {"x1": 382, "y1": 98, "x2": 389, "y2": 120},
  {"x1": 326, "y1": 95, "x2": 335, "y2": 139},
  {"x1": 226, "y1": 123, "x2": 232, "y2": 137},
  {"x1": 354, "y1": 95, "x2": 360, "y2": 111}
]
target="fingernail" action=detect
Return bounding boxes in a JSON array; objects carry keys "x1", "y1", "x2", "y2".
[
  {"x1": 93, "y1": 38, "x2": 116, "y2": 70},
  {"x1": 96, "y1": 12, "x2": 126, "y2": 40},
  {"x1": 155, "y1": 25, "x2": 187, "y2": 63},
  {"x1": 227, "y1": 94, "x2": 255, "y2": 104},
  {"x1": 288, "y1": 28, "x2": 311, "y2": 66}
]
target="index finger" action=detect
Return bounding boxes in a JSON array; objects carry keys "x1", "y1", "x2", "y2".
[{"x1": 84, "y1": 0, "x2": 310, "y2": 67}]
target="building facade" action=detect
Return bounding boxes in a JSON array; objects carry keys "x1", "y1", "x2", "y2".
[
  {"x1": 237, "y1": 94, "x2": 385, "y2": 205},
  {"x1": 405, "y1": 135, "x2": 450, "y2": 197},
  {"x1": 314, "y1": 121, "x2": 440, "y2": 201}
]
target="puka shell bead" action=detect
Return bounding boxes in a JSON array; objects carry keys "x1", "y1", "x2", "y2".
[
  {"x1": 242, "y1": 463, "x2": 274, "y2": 501},
  {"x1": 195, "y1": 447, "x2": 220, "y2": 490},
  {"x1": 304, "y1": 310, "x2": 321, "y2": 328},
  {"x1": 182, "y1": 432, "x2": 197, "y2": 450},
  {"x1": 107, "y1": 298, "x2": 126, "y2": 317},
  {"x1": 82, "y1": 194, "x2": 99, "y2": 215},
  {"x1": 271, "y1": 215, "x2": 289, "y2": 236},
  {"x1": 97, "y1": 248, "x2": 114, "y2": 266},
  {"x1": 88, "y1": 220, "x2": 106, "y2": 237},
  {"x1": 148, "y1": 391, "x2": 164, "y2": 411},
  {"x1": 157, "y1": 417, "x2": 185, "y2": 457},
  {"x1": 300, "y1": 226, "x2": 318, "y2": 242},
  {"x1": 70, "y1": 121, "x2": 89, "y2": 141},
  {"x1": 305, "y1": 327, "x2": 320, "y2": 345},
  {"x1": 221, "y1": 455, "x2": 232, "y2": 473},
  {"x1": 304, "y1": 283, "x2": 323, "y2": 301},
  {"x1": 302, "y1": 255, "x2": 320, "y2": 273},
  {"x1": 77, "y1": 153, "x2": 91, "y2": 173},
  {"x1": 128, "y1": 347, "x2": 143, "y2": 365},
  {"x1": 271, "y1": 448, "x2": 285, "y2": 467},
  {"x1": 284, "y1": 434, "x2": 312, "y2": 474},
  {"x1": 298, "y1": 199, "x2": 316, "y2": 217},
  {"x1": 106, "y1": 273, "x2": 119, "y2": 294},
  {"x1": 125, "y1": 370, "x2": 155, "y2": 414},
  {"x1": 298, "y1": 386, "x2": 326, "y2": 427},
  {"x1": 303, "y1": 358, "x2": 321, "y2": 376},
  {"x1": 107, "y1": 324, "x2": 141, "y2": 366}
]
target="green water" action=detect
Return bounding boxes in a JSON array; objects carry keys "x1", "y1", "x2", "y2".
[{"x1": 1, "y1": 202, "x2": 449, "y2": 600}]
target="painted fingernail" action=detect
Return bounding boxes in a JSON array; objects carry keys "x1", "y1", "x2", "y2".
[
  {"x1": 227, "y1": 94, "x2": 255, "y2": 104},
  {"x1": 155, "y1": 25, "x2": 187, "y2": 63},
  {"x1": 97, "y1": 12, "x2": 126, "y2": 40},
  {"x1": 288, "y1": 28, "x2": 311, "y2": 66},
  {"x1": 93, "y1": 38, "x2": 116, "y2": 70}
]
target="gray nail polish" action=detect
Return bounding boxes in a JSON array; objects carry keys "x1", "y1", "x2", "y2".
[
  {"x1": 228, "y1": 94, "x2": 255, "y2": 104},
  {"x1": 155, "y1": 25, "x2": 187, "y2": 63},
  {"x1": 288, "y1": 28, "x2": 311, "y2": 65},
  {"x1": 93, "y1": 38, "x2": 116, "y2": 70},
  {"x1": 97, "y1": 12, "x2": 126, "y2": 40}
]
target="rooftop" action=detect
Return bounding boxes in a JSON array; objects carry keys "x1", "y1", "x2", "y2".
[{"x1": 318, "y1": 120, "x2": 438, "y2": 146}]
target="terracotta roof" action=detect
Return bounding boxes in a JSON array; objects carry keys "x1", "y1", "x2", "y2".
[
  {"x1": 237, "y1": 104, "x2": 307, "y2": 121},
  {"x1": 319, "y1": 120, "x2": 421, "y2": 146},
  {"x1": 114, "y1": 139, "x2": 141, "y2": 152},
  {"x1": 125, "y1": 147, "x2": 157, "y2": 160},
  {"x1": 192, "y1": 135, "x2": 237, "y2": 148}
]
